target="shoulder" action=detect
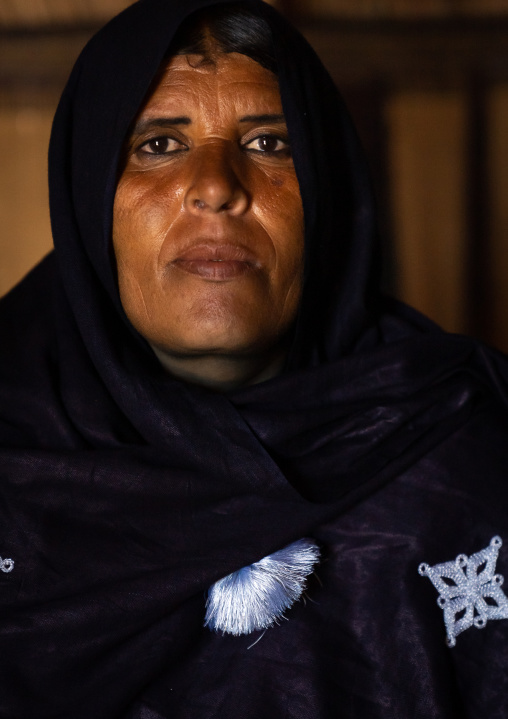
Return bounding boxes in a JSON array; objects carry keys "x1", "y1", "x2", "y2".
[{"x1": 0, "y1": 254, "x2": 66, "y2": 447}]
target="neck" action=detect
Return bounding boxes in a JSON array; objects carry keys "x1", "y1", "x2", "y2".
[{"x1": 150, "y1": 344, "x2": 286, "y2": 392}]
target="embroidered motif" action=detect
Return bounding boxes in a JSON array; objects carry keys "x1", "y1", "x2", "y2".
[
  {"x1": 419, "y1": 535, "x2": 508, "y2": 647},
  {"x1": 0, "y1": 556, "x2": 14, "y2": 573},
  {"x1": 205, "y1": 538, "x2": 320, "y2": 636}
]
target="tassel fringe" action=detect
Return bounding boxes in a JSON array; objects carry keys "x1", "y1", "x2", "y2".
[{"x1": 205, "y1": 538, "x2": 320, "y2": 636}]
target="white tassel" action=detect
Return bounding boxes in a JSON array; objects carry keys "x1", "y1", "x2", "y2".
[{"x1": 204, "y1": 538, "x2": 320, "y2": 636}]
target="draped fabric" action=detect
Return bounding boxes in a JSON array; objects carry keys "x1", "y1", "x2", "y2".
[{"x1": 1, "y1": 0, "x2": 508, "y2": 716}]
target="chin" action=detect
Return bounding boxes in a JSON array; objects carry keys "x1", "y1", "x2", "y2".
[
  {"x1": 153, "y1": 301, "x2": 274, "y2": 357},
  {"x1": 156, "y1": 329, "x2": 269, "y2": 358}
]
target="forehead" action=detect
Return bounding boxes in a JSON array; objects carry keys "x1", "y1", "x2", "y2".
[{"x1": 139, "y1": 52, "x2": 283, "y2": 119}]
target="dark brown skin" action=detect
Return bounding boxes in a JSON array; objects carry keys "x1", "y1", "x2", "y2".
[{"x1": 113, "y1": 52, "x2": 304, "y2": 391}]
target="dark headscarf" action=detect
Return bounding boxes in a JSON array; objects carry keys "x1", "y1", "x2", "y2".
[{"x1": 1, "y1": 0, "x2": 508, "y2": 716}]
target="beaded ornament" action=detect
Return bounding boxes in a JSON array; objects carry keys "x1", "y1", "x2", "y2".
[
  {"x1": 0, "y1": 555, "x2": 14, "y2": 573},
  {"x1": 419, "y1": 535, "x2": 508, "y2": 647}
]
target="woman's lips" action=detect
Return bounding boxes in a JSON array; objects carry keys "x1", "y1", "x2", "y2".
[
  {"x1": 172, "y1": 244, "x2": 260, "y2": 280},
  {"x1": 173, "y1": 260, "x2": 253, "y2": 280}
]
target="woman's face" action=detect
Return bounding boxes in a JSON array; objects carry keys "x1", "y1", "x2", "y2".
[{"x1": 113, "y1": 52, "x2": 304, "y2": 362}]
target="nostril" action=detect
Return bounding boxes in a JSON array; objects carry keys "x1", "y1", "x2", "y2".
[
  {"x1": 187, "y1": 168, "x2": 249, "y2": 214},
  {"x1": 192, "y1": 197, "x2": 238, "y2": 212}
]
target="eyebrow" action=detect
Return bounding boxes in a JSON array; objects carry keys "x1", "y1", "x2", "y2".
[
  {"x1": 239, "y1": 114, "x2": 286, "y2": 124},
  {"x1": 132, "y1": 117, "x2": 192, "y2": 134},
  {"x1": 131, "y1": 113, "x2": 286, "y2": 137}
]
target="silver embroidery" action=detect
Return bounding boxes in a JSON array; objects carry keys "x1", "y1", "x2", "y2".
[
  {"x1": 419, "y1": 535, "x2": 508, "y2": 647},
  {"x1": 0, "y1": 556, "x2": 14, "y2": 573}
]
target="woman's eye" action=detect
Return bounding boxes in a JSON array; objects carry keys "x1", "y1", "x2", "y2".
[
  {"x1": 139, "y1": 137, "x2": 185, "y2": 155},
  {"x1": 243, "y1": 134, "x2": 290, "y2": 155}
]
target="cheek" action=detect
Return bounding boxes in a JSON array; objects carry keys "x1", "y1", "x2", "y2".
[
  {"x1": 112, "y1": 179, "x2": 184, "y2": 320},
  {"x1": 256, "y1": 175, "x2": 305, "y2": 282},
  {"x1": 113, "y1": 173, "x2": 183, "y2": 256},
  {"x1": 112, "y1": 181, "x2": 163, "y2": 319}
]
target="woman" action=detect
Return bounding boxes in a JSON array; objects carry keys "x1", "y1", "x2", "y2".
[{"x1": 1, "y1": 0, "x2": 508, "y2": 716}]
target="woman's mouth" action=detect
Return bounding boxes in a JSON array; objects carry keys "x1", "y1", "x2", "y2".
[{"x1": 172, "y1": 244, "x2": 260, "y2": 280}]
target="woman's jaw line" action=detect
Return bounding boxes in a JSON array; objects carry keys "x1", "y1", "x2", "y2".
[{"x1": 149, "y1": 341, "x2": 288, "y2": 391}]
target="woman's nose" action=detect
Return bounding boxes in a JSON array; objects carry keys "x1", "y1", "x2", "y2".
[{"x1": 184, "y1": 143, "x2": 249, "y2": 215}]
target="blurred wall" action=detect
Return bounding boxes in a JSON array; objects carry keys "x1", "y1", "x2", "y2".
[
  {"x1": 0, "y1": 101, "x2": 54, "y2": 294},
  {"x1": 2, "y1": 0, "x2": 508, "y2": 350},
  {"x1": 302, "y1": 11, "x2": 508, "y2": 349}
]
